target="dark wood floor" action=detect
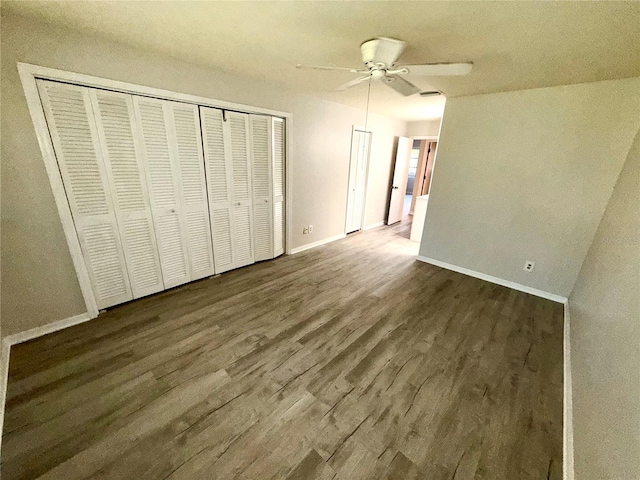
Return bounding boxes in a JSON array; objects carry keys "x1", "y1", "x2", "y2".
[{"x1": 1, "y1": 221, "x2": 563, "y2": 479}]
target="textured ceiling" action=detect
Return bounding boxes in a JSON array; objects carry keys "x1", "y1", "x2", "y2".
[{"x1": 4, "y1": 1, "x2": 639, "y2": 121}]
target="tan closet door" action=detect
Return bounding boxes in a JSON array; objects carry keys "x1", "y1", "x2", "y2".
[
  {"x1": 37, "y1": 80, "x2": 133, "y2": 309},
  {"x1": 89, "y1": 89, "x2": 164, "y2": 299},
  {"x1": 133, "y1": 97, "x2": 190, "y2": 288},
  {"x1": 249, "y1": 114, "x2": 273, "y2": 261},
  {"x1": 272, "y1": 117, "x2": 285, "y2": 257}
]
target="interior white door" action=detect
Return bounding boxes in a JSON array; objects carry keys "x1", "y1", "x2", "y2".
[
  {"x1": 200, "y1": 108, "x2": 255, "y2": 272},
  {"x1": 37, "y1": 80, "x2": 133, "y2": 309},
  {"x1": 200, "y1": 107, "x2": 234, "y2": 273},
  {"x1": 226, "y1": 111, "x2": 255, "y2": 269},
  {"x1": 89, "y1": 89, "x2": 165, "y2": 299},
  {"x1": 272, "y1": 117, "x2": 285, "y2": 257},
  {"x1": 250, "y1": 114, "x2": 273, "y2": 262},
  {"x1": 386, "y1": 136, "x2": 412, "y2": 225},
  {"x1": 133, "y1": 97, "x2": 191, "y2": 288},
  {"x1": 346, "y1": 129, "x2": 371, "y2": 233},
  {"x1": 165, "y1": 102, "x2": 215, "y2": 280}
]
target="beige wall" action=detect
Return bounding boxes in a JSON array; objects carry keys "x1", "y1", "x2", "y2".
[
  {"x1": 569, "y1": 130, "x2": 640, "y2": 480},
  {"x1": 407, "y1": 119, "x2": 441, "y2": 138},
  {"x1": 0, "y1": 11, "x2": 406, "y2": 336},
  {"x1": 419, "y1": 78, "x2": 640, "y2": 297}
]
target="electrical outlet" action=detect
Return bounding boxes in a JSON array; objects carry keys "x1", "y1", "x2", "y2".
[
  {"x1": 524, "y1": 261, "x2": 535, "y2": 272},
  {"x1": 303, "y1": 226, "x2": 309, "y2": 235},
  {"x1": 308, "y1": 225, "x2": 313, "y2": 234}
]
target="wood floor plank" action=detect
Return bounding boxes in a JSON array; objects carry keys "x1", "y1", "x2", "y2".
[{"x1": 1, "y1": 220, "x2": 563, "y2": 479}]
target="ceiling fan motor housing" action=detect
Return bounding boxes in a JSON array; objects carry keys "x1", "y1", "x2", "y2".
[{"x1": 360, "y1": 37, "x2": 405, "y2": 69}]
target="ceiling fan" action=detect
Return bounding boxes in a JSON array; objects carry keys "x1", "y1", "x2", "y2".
[{"x1": 297, "y1": 37, "x2": 472, "y2": 96}]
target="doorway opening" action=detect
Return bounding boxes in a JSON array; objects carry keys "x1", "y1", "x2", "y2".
[
  {"x1": 346, "y1": 127, "x2": 372, "y2": 234},
  {"x1": 386, "y1": 136, "x2": 438, "y2": 241}
]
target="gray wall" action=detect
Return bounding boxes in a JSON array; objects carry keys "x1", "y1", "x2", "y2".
[
  {"x1": 569, "y1": 130, "x2": 640, "y2": 480},
  {"x1": 419, "y1": 78, "x2": 640, "y2": 297},
  {"x1": 0, "y1": 11, "x2": 406, "y2": 336}
]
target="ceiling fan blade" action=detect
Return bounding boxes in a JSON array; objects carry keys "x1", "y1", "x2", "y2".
[
  {"x1": 337, "y1": 75, "x2": 371, "y2": 91},
  {"x1": 401, "y1": 63, "x2": 473, "y2": 76},
  {"x1": 361, "y1": 37, "x2": 406, "y2": 66},
  {"x1": 296, "y1": 64, "x2": 366, "y2": 73},
  {"x1": 383, "y1": 75, "x2": 421, "y2": 96}
]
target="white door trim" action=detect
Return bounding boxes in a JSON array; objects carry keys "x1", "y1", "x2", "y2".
[
  {"x1": 345, "y1": 125, "x2": 372, "y2": 234},
  {"x1": 18, "y1": 62, "x2": 293, "y2": 316},
  {"x1": 563, "y1": 301, "x2": 575, "y2": 480}
]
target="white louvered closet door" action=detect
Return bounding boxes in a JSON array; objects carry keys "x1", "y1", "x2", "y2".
[
  {"x1": 37, "y1": 80, "x2": 133, "y2": 309},
  {"x1": 165, "y1": 103, "x2": 215, "y2": 280},
  {"x1": 200, "y1": 107, "x2": 255, "y2": 273},
  {"x1": 133, "y1": 97, "x2": 191, "y2": 288},
  {"x1": 200, "y1": 107, "x2": 233, "y2": 273},
  {"x1": 89, "y1": 89, "x2": 165, "y2": 299},
  {"x1": 226, "y1": 112, "x2": 255, "y2": 269},
  {"x1": 272, "y1": 117, "x2": 285, "y2": 257},
  {"x1": 249, "y1": 115, "x2": 273, "y2": 261}
]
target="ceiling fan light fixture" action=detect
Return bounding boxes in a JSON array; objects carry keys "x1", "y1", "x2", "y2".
[
  {"x1": 295, "y1": 37, "x2": 472, "y2": 97},
  {"x1": 360, "y1": 37, "x2": 405, "y2": 66}
]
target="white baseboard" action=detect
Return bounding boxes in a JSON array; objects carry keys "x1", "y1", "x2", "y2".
[
  {"x1": 5, "y1": 312, "x2": 95, "y2": 347},
  {"x1": 416, "y1": 255, "x2": 567, "y2": 304},
  {"x1": 290, "y1": 233, "x2": 347, "y2": 254},
  {"x1": 563, "y1": 301, "x2": 575, "y2": 480},
  {"x1": 363, "y1": 221, "x2": 385, "y2": 231}
]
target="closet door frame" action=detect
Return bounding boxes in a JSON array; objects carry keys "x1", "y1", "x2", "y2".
[{"x1": 19, "y1": 62, "x2": 292, "y2": 320}]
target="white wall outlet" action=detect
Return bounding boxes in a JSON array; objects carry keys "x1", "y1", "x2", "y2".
[
  {"x1": 303, "y1": 226, "x2": 309, "y2": 235},
  {"x1": 524, "y1": 261, "x2": 535, "y2": 272},
  {"x1": 308, "y1": 225, "x2": 313, "y2": 234}
]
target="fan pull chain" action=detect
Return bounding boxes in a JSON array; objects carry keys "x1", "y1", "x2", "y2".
[{"x1": 364, "y1": 75, "x2": 372, "y2": 133}]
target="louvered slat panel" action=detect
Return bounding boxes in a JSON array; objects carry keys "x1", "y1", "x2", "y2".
[
  {"x1": 229, "y1": 114, "x2": 250, "y2": 201},
  {"x1": 93, "y1": 93, "x2": 145, "y2": 212},
  {"x1": 91, "y1": 90, "x2": 164, "y2": 298},
  {"x1": 250, "y1": 115, "x2": 273, "y2": 261},
  {"x1": 121, "y1": 218, "x2": 163, "y2": 290},
  {"x1": 156, "y1": 213, "x2": 188, "y2": 282},
  {"x1": 172, "y1": 105, "x2": 206, "y2": 205},
  {"x1": 42, "y1": 84, "x2": 110, "y2": 216},
  {"x1": 251, "y1": 116, "x2": 270, "y2": 198},
  {"x1": 274, "y1": 201, "x2": 284, "y2": 255},
  {"x1": 273, "y1": 117, "x2": 285, "y2": 256},
  {"x1": 134, "y1": 97, "x2": 190, "y2": 288},
  {"x1": 38, "y1": 80, "x2": 132, "y2": 309},
  {"x1": 186, "y1": 211, "x2": 214, "y2": 278},
  {"x1": 169, "y1": 103, "x2": 214, "y2": 279},
  {"x1": 83, "y1": 224, "x2": 129, "y2": 300},
  {"x1": 135, "y1": 100, "x2": 178, "y2": 209},
  {"x1": 253, "y1": 201, "x2": 272, "y2": 260},
  {"x1": 273, "y1": 118, "x2": 285, "y2": 198},
  {"x1": 234, "y1": 205, "x2": 253, "y2": 267},
  {"x1": 200, "y1": 108, "x2": 228, "y2": 204},
  {"x1": 211, "y1": 208, "x2": 234, "y2": 271}
]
